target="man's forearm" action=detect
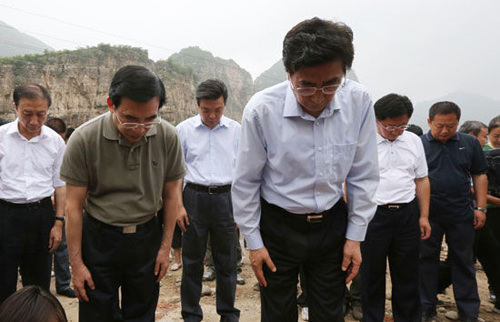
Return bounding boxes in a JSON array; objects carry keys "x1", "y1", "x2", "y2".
[
  {"x1": 472, "y1": 174, "x2": 488, "y2": 208},
  {"x1": 54, "y1": 185, "x2": 66, "y2": 217},
  {"x1": 415, "y1": 177, "x2": 430, "y2": 219},
  {"x1": 66, "y1": 205, "x2": 84, "y2": 266}
]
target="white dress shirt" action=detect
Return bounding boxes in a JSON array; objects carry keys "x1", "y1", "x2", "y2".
[
  {"x1": 0, "y1": 119, "x2": 66, "y2": 203},
  {"x1": 176, "y1": 115, "x2": 240, "y2": 186},
  {"x1": 232, "y1": 80, "x2": 380, "y2": 250},
  {"x1": 375, "y1": 131, "x2": 428, "y2": 205}
]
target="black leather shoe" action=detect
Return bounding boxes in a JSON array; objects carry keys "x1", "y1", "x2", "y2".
[
  {"x1": 57, "y1": 288, "x2": 77, "y2": 298},
  {"x1": 202, "y1": 269, "x2": 216, "y2": 281}
]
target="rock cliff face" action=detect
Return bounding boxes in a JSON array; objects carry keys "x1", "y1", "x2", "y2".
[{"x1": 0, "y1": 44, "x2": 251, "y2": 127}]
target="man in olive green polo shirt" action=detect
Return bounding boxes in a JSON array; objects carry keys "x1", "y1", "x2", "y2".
[{"x1": 61, "y1": 65, "x2": 186, "y2": 322}]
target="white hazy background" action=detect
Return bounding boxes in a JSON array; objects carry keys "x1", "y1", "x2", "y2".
[{"x1": 1, "y1": 0, "x2": 499, "y2": 103}]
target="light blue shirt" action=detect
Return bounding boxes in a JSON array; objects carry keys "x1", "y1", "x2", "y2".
[
  {"x1": 232, "y1": 80, "x2": 379, "y2": 249},
  {"x1": 176, "y1": 114, "x2": 240, "y2": 186}
]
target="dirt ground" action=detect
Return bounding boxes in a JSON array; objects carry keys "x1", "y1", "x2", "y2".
[{"x1": 49, "y1": 249, "x2": 499, "y2": 322}]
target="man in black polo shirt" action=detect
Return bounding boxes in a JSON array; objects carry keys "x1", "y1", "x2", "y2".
[{"x1": 420, "y1": 101, "x2": 488, "y2": 322}]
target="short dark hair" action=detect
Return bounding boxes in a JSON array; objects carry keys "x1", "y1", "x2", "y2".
[
  {"x1": 488, "y1": 115, "x2": 500, "y2": 134},
  {"x1": 0, "y1": 285, "x2": 68, "y2": 322},
  {"x1": 109, "y1": 65, "x2": 166, "y2": 109},
  {"x1": 374, "y1": 94, "x2": 413, "y2": 121},
  {"x1": 406, "y1": 124, "x2": 423, "y2": 136},
  {"x1": 45, "y1": 117, "x2": 67, "y2": 135},
  {"x1": 458, "y1": 120, "x2": 487, "y2": 136},
  {"x1": 65, "y1": 127, "x2": 75, "y2": 140},
  {"x1": 0, "y1": 118, "x2": 8, "y2": 126},
  {"x1": 283, "y1": 17, "x2": 354, "y2": 75},
  {"x1": 13, "y1": 84, "x2": 52, "y2": 107},
  {"x1": 429, "y1": 101, "x2": 461, "y2": 121},
  {"x1": 195, "y1": 79, "x2": 228, "y2": 106}
]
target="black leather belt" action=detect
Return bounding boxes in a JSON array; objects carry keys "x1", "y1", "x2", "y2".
[
  {"x1": 0, "y1": 197, "x2": 52, "y2": 209},
  {"x1": 378, "y1": 202, "x2": 412, "y2": 211},
  {"x1": 86, "y1": 213, "x2": 156, "y2": 234},
  {"x1": 186, "y1": 183, "x2": 231, "y2": 194}
]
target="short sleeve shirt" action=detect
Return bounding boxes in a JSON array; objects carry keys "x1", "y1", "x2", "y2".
[
  {"x1": 60, "y1": 112, "x2": 186, "y2": 225},
  {"x1": 421, "y1": 131, "x2": 487, "y2": 221}
]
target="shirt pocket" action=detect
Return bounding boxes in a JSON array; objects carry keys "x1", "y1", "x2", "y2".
[{"x1": 331, "y1": 143, "x2": 357, "y2": 183}]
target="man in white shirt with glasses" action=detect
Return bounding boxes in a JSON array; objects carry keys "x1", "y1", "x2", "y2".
[{"x1": 232, "y1": 17, "x2": 379, "y2": 321}]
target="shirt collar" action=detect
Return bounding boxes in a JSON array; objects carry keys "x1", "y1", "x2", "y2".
[
  {"x1": 103, "y1": 111, "x2": 157, "y2": 144},
  {"x1": 283, "y1": 81, "x2": 341, "y2": 120},
  {"x1": 425, "y1": 131, "x2": 459, "y2": 142},
  {"x1": 194, "y1": 114, "x2": 228, "y2": 130},
  {"x1": 7, "y1": 118, "x2": 48, "y2": 141},
  {"x1": 376, "y1": 131, "x2": 408, "y2": 144}
]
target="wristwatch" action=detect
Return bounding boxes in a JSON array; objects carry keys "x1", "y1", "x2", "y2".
[
  {"x1": 55, "y1": 216, "x2": 65, "y2": 222},
  {"x1": 474, "y1": 207, "x2": 487, "y2": 214}
]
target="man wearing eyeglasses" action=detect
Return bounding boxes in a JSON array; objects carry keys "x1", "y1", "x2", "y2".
[
  {"x1": 232, "y1": 18, "x2": 379, "y2": 321},
  {"x1": 360, "y1": 94, "x2": 431, "y2": 321},
  {"x1": 419, "y1": 102, "x2": 488, "y2": 322},
  {"x1": 61, "y1": 65, "x2": 186, "y2": 321}
]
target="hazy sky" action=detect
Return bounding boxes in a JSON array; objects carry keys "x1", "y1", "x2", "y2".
[{"x1": 1, "y1": 0, "x2": 499, "y2": 103}]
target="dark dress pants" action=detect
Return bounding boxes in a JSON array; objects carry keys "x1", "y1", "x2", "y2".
[
  {"x1": 419, "y1": 217, "x2": 480, "y2": 319},
  {"x1": 259, "y1": 198, "x2": 347, "y2": 322},
  {"x1": 361, "y1": 200, "x2": 420, "y2": 322},
  {"x1": 180, "y1": 187, "x2": 240, "y2": 322},
  {"x1": 79, "y1": 213, "x2": 161, "y2": 322},
  {"x1": 0, "y1": 201, "x2": 54, "y2": 304}
]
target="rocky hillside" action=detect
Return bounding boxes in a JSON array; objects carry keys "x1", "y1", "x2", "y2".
[{"x1": 0, "y1": 45, "x2": 252, "y2": 126}]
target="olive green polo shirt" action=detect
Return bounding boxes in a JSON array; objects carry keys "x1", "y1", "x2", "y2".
[{"x1": 60, "y1": 112, "x2": 186, "y2": 226}]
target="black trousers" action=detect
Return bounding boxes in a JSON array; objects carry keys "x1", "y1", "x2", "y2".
[
  {"x1": 361, "y1": 200, "x2": 420, "y2": 322},
  {"x1": 419, "y1": 217, "x2": 480, "y2": 319},
  {"x1": 259, "y1": 198, "x2": 347, "y2": 322},
  {"x1": 79, "y1": 213, "x2": 161, "y2": 322},
  {"x1": 0, "y1": 199, "x2": 54, "y2": 304},
  {"x1": 180, "y1": 186, "x2": 240, "y2": 322}
]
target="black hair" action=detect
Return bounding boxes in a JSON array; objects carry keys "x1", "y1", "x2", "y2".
[
  {"x1": 13, "y1": 84, "x2": 52, "y2": 107},
  {"x1": 283, "y1": 17, "x2": 354, "y2": 75},
  {"x1": 406, "y1": 124, "x2": 423, "y2": 136},
  {"x1": 488, "y1": 115, "x2": 500, "y2": 133},
  {"x1": 0, "y1": 285, "x2": 68, "y2": 322},
  {"x1": 374, "y1": 93, "x2": 413, "y2": 121},
  {"x1": 458, "y1": 120, "x2": 487, "y2": 136},
  {"x1": 428, "y1": 101, "x2": 461, "y2": 121},
  {"x1": 109, "y1": 65, "x2": 166, "y2": 109},
  {"x1": 45, "y1": 117, "x2": 67, "y2": 135},
  {"x1": 0, "y1": 118, "x2": 8, "y2": 126},
  {"x1": 65, "y1": 127, "x2": 75, "y2": 140},
  {"x1": 195, "y1": 79, "x2": 228, "y2": 106}
]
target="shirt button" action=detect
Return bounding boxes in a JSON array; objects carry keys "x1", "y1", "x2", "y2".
[{"x1": 318, "y1": 147, "x2": 322, "y2": 151}]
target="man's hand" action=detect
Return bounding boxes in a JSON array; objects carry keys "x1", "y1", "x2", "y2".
[
  {"x1": 249, "y1": 247, "x2": 276, "y2": 287},
  {"x1": 419, "y1": 217, "x2": 432, "y2": 240},
  {"x1": 474, "y1": 209, "x2": 486, "y2": 229},
  {"x1": 72, "y1": 263, "x2": 95, "y2": 302},
  {"x1": 48, "y1": 222, "x2": 63, "y2": 253},
  {"x1": 176, "y1": 207, "x2": 190, "y2": 233},
  {"x1": 154, "y1": 245, "x2": 170, "y2": 282},
  {"x1": 342, "y1": 240, "x2": 361, "y2": 283}
]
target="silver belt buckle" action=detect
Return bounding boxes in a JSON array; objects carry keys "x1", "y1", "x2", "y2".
[
  {"x1": 208, "y1": 186, "x2": 216, "y2": 194},
  {"x1": 388, "y1": 205, "x2": 400, "y2": 210},
  {"x1": 123, "y1": 225, "x2": 137, "y2": 234}
]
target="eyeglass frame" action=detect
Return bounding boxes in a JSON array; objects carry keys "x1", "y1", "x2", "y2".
[
  {"x1": 377, "y1": 120, "x2": 408, "y2": 131},
  {"x1": 113, "y1": 108, "x2": 161, "y2": 129},
  {"x1": 289, "y1": 77, "x2": 346, "y2": 97}
]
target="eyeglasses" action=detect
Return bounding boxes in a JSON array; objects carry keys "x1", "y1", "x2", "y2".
[
  {"x1": 377, "y1": 120, "x2": 408, "y2": 131},
  {"x1": 289, "y1": 78, "x2": 345, "y2": 96},
  {"x1": 114, "y1": 111, "x2": 161, "y2": 129}
]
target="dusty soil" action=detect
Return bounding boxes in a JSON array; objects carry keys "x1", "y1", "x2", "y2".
[{"x1": 50, "y1": 249, "x2": 499, "y2": 321}]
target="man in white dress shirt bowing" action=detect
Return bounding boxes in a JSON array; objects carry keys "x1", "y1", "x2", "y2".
[
  {"x1": 176, "y1": 79, "x2": 240, "y2": 322},
  {"x1": 232, "y1": 17, "x2": 379, "y2": 321},
  {"x1": 360, "y1": 93, "x2": 431, "y2": 321},
  {"x1": 0, "y1": 84, "x2": 65, "y2": 304}
]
